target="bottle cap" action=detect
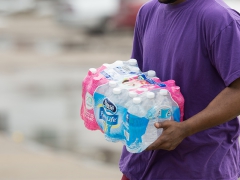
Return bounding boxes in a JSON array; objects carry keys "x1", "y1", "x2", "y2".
[
  {"x1": 159, "y1": 89, "x2": 168, "y2": 96},
  {"x1": 146, "y1": 92, "x2": 155, "y2": 99},
  {"x1": 128, "y1": 91, "x2": 137, "y2": 98},
  {"x1": 89, "y1": 68, "x2": 97, "y2": 74},
  {"x1": 128, "y1": 59, "x2": 137, "y2": 66},
  {"x1": 132, "y1": 67, "x2": 140, "y2": 73},
  {"x1": 133, "y1": 97, "x2": 142, "y2": 104},
  {"x1": 109, "y1": 81, "x2": 118, "y2": 88},
  {"x1": 113, "y1": 88, "x2": 122, "y2": 95},
  {"x1": 103, "y1": 63, "x2": 110, "y2": 67},
  {"x1": 147, "y1": 70, "x2": 156, "y2": 77},
  {"x1": 115, "y1": 60, "x2": 124, "y2": 66}
]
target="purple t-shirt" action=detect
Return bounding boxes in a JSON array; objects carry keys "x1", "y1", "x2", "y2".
[{"x1": 119, "y1": 0, "x2": 240, "y2": 179}]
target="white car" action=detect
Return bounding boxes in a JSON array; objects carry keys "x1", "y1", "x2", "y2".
[{"x1": 54, "y1": 0, "x2": 120, "y2": 33}]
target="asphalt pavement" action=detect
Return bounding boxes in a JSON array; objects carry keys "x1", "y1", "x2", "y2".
[{"x1": 0, "y1": 134, "x2": 122, "y2": 180}]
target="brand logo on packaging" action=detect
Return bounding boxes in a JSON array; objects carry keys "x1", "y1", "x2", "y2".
[
  {"x1": 103, "y1": 98, "x2": 117, "y2": 115},
  {"x1": 158, "y1": 107, "x2": 172, "y2": 120},
  {"x1": 86, "y1": 92, "x2": 94, "y2": 110},
  {"x1": 100, "y1": 98, "x2": 118, "y2": 125}
]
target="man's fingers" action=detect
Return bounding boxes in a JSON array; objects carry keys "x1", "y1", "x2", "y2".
[
  {"x1": 146, "y1": 140, "x2": 161, "y2": 151},
  {"x1": 154, "y1": 120, "x2": 172, "y2": 129}
]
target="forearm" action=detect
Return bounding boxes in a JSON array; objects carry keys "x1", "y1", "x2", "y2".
[{"x1": 183, "y1": 78, "x2": 240, "y2": 137}]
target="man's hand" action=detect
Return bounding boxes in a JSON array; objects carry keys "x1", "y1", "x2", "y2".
[{"x1": 146, "y1": 120, "x2": 188, "y2": 151}]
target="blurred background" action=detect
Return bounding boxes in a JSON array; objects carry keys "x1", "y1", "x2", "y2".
[{"x1": 0, "y1": 0, "x2": 239, "y2": 179}]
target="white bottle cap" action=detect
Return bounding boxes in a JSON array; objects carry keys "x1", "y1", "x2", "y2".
[
  {"x1": 128, "y1": 59, "x2": 137, "y2": 66},
  {"x1": 159, "y1": 89, "x2": 168, "y2": 96},
  {"x1": 115, "y1": 60, "x2": 124, "y2": 66},
  {"x1": 89, "y1": 68, "x2": 97, "y2": 74},
  {"x1": 113, "y1": 88, "x2": 122, "y2": 95},
  {"x1": 128, "y1": 91, "x2": 137, "y2": 98},
  {"x1": 109, "y1": 81, "x2": 118, "y2": 88},
  {"x1": 132, "y1": 67, "x2": 140, "y2": 73},
  {"x1": 147, "y1": 70, "x2": 156, "y2": 77},
  {"x1": 133, "y1": 97, "x2": 142, "y2": 104},
  {"x1": 146, "y1": 92, "x2": 155, "y2": 99},
  {"x1": 103, "y1": 63, "x2": 111, "y2": 67}
]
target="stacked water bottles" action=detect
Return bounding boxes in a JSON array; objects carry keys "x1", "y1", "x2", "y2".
[{"x1": 81, "y1": 59, "x2": 184, "y2": 153}]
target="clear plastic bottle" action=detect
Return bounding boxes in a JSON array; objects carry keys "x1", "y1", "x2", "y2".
[
  {"x1": 128, "y1": 59, "x2": 138, "y2": 67},
  {"x1": 81, "y1": 68, "x2": 101, "y2": 130},
  {"x1": 124, "y1": 91, "x2": 138, "y2": 109},
  {"x1": 108, "y1": 88, "x2": 128, "y2": 106},
  {"x1": 142, "y1": 92, "x2": 156, "y2": 115},
  {"x1": 104, "y1": 88, "x2": 127, "y2": 142},
  {"x1": 137, "y1": 88, "x2": 149, "y2": 100},
  {"x1": 102, "y1": 63, "x2": 111, "y2": 68},
  {"x1": 156, "y1": 89, "x2": 173, "y2": 136},
  {"x1": 171, "y1": 86, "x2": 184, "y2": 122},
  {"x1": 124, "y1": 97, "x2": 149, "y2": 153},
  {"x1": 130, "y1": 67, "x2": 141, "y2": 74},
  {"x1": 113, "y1": 60, "x2": 125, "y2": 67},
  {"x1": 97, "y1": 80, "x2": 118, "y2": 97},
  {"x1": 136, "y1": 87, "x2": 148, "y2": 94},
  {"x1": 88, "y1": 68, "x2": 97, "y2": 76},
  {"x1": 145, "y1": 70, "x2": 156, "y2": 78},
  {"x1": 165, "y1": 80, "x2": 176, "y2": 87},
  {"x1": 141, "y1": 92, "x2": 158, "y2": 148}
]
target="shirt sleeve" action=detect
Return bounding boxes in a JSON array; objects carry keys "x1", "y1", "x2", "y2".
[{"x1": 209, "y1": 20, "x2": 240, "y2": 86}]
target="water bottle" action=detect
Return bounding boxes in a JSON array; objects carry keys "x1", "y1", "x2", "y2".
[
  {"x1": 103, "y1": 63, "x2": 111, "y2": 68},
  {"x1": 88, "y1": 68, "x2": 97, "y2": 76},
  {"x1": 165, "y1": 80, "x2": 176, "y2": 88},
  {"x1": 130, "y1": 67, "x2": 141, "y2": 74},
  {"x1": 124, "y1": 91, "x2": 138, "y2": 109},
  {"x1": 156, "y1": 89, "x2": 173, "y2": 136},
  {"x1": 97, "y1": 80, "x2": 118, "y2": 97},
  {"x1": 141, "y1": 92, "x2": 159, "y2": 148},
  {"x1": 104, "y1": 88, "x2": 127, "y2": 142},
  {"x1": 128, "y1": 59, "x2": 138, "y2": 67},
  {"x1": 171, "y1": 86, "x2": 184, "y2": 122},
  {"x1": 136, "y1": 87, "x2": 148, "y2": 95},
  {"x1": 112, "y1": 60, "x2": 125, "y2": 68},
  {"x1": 144, "y1": 70, "x2": 156, "y2": 78},
  {"x1": 108, "y1": 88, "x2": 128, "y2": 106},
  {"x1": 81, "y1": 68, "x2": 101, "y2": 130},
  {"x1": 124, "y1": 97, "x2": 149, "y2": 153}
]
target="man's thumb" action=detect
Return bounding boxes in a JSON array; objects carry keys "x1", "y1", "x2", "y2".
[{"x1": 154, "y1": 121, "x2": 169, "y2": 129}]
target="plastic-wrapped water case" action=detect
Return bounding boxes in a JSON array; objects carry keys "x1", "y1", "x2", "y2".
[{"x1": 80, "y1": 59, "x2": 185, "y2": 153}]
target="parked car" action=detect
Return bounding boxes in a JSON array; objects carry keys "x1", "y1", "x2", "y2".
[
  {"x1": 111, "y1": 0, "x2": 149, "y2": 30},
  {"x1": 54, "y1": 0, "x2": 120, "y2": 33}
]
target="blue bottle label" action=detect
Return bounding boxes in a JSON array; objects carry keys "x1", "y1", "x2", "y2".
[
  {"x1": 158, "y1": 107, "x2": 172, "y2": 120},
  {"x1": 99, "y1": 107, "x2": 118, "y2": 126}
]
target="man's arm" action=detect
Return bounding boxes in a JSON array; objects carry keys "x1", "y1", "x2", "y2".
[{"x1": 146, "y1": 77, "x2": 240, "y2": 151}]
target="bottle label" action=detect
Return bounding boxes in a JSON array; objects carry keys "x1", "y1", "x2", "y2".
[
  {"x1": 93, "y1": 92, "x2": 127, "y2": 141},
  {"x1": 102, "y1": 98, "x2": 117, "y2": 115},
  {"x1": 123, "y1": 112, "x2": 149, "y2": 147},
  {"x1": 99, "y1": 107, "x2": 118, "y2": 126},
  {"x1": 158, "y1": 107, "x2": 172, "y2": 120}
]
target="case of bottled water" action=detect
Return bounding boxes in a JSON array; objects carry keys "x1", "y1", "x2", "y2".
[{"x1": 80, "y1": 59, "x2": 185, "y2": 153}]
